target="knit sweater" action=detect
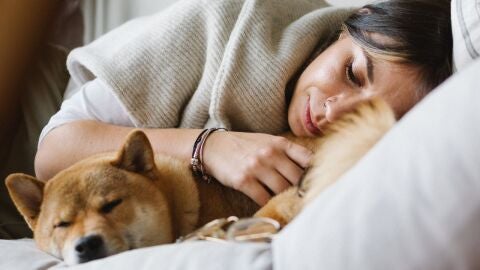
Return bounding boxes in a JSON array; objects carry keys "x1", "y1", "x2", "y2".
[{"x1": 67, "y1": 0, "x2": 352, "y2": 134}]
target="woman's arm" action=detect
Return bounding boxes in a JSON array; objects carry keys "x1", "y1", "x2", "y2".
[
  {"x1": 35, "y1": 121, "x2": 199, "y2": 181},
  {"x1": 35, "y1": 121, "x2": 312, "y2": 205}
]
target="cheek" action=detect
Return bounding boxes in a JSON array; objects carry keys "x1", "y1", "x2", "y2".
[
  {"x1": 95, "y1": 205, "x2": 134, "y2": 254},
  {"x1": 62, "y1": 232, "x2": 80, "y2": 265},
  {"x1": 389, "y1": 95, "x2": 418, "y2": 118},
  {"x1": 371, "y1": 62, "x2": 424, "y2": 117},
  {"x1": 127, "y1": 202, "x2": 173, "y2": 246},
  {"x1": 34, "y1": 218, "x2": 65, "y2": 259},
  {"x1": 295, "y1": 63, "x2": 344, "y2": 107},
  {"x1": 120, "y1": 192, "x2": 174, "y2": 247},
  {"x1": 34, "y1": 215, "x2": 88, "y2": 263},
  {"x1": 298, "y1": 61, "x2": 332, "y2": 89},
  {"x1": 378, "y1": 84, "x2": 420, "y2": 118},
  {"x1": 287, "y1": 90, "x2": 305, "y2": 135}
]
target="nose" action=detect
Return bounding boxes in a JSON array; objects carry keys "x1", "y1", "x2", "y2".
[
  {"x1": 323, "y1": 94, "x2": 362, "y2": 123},
  {"x1": 74, "y1": 234, "x2": 106, "y2": 263}
]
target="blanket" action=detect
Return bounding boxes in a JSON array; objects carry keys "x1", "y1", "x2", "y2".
[{"x1": 67, "y1": 0, "x2": 352, "y2": 133}]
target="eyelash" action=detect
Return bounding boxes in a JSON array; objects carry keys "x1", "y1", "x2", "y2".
[{"x1": 346, "y1": 62, "x2": 361, "y2": 87}]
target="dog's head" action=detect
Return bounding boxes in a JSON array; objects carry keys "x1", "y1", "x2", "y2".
[{"x1": 6, "y1": 130, "x2": 174, "y2": 265}]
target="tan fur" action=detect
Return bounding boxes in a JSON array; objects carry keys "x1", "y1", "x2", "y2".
[
  {"x1": 5, "y1": 98, "x2": 394, "y2": 264},
  {"x1": 254, "y1": 98, "x2": 395, "y2": 225},
  {"x1": 6, "y1": 131, "x2": 257, "y2": 264}
]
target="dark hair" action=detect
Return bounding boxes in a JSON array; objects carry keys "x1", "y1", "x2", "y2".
[
  {"x1": 344, "y1": 0, "x2": 452, "y2": 97},
  {"x1": 286, "y1": 0, "x2": 453, "y2": 105}
]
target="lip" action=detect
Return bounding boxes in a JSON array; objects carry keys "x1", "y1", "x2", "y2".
[{"x1": 304, "y1": 97, "x2": 322, "y2": 136}]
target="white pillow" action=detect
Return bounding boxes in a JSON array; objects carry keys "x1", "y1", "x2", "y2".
[
  {"x1": 0, "y1": 238, "x2": 272, "y2": 270},
  {"x1": 452, "y1": 0, "x2": 480, "y2": 70},
  {"x1": 273, "y1": 58, "x2": 480, "y2": 270},
  {"x1": 0, "y1": 239, "x2": 62, "y2": 270}
]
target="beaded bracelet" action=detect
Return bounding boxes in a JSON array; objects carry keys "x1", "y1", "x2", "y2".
[{"x1": 191, "y1": 128, "x2": 227, "y2": 182}]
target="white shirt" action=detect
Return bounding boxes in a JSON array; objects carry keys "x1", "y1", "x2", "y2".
[{"x1": 38, "y1": 79, "x2": 134, "y2": 146}]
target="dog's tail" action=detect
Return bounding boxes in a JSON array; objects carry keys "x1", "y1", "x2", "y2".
[{"x1": 302, "y1": 98, "x2": 396, "y2": 205}]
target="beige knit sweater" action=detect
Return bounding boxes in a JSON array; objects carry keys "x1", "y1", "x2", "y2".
[{"x1": 67, "y1": 0, "x2": 352, "y2": 134}]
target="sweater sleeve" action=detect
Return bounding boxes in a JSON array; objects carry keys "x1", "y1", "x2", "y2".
[{"x1": 38, "y1": 79, "x2": 134, "y2": 146}]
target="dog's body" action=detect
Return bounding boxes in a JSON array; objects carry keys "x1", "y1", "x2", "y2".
[
  {"x1": 6, "y1": 134, "x2": 258, "y2": 264},
  {"x1": 6, "y1": 99, "x2": 395, "y2": 265}
]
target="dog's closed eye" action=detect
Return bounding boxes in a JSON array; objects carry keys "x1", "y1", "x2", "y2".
[
  {"x1": 100, "y1": 199, "x2": 123, "y2": 214},
  {"x1": 54, "y1": 221, "x2": 71, "y2": 229}
]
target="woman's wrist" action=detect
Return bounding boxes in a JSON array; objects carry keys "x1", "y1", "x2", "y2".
[{"x1": 190, "y1": 128, "x2": 228, "y2": 182}]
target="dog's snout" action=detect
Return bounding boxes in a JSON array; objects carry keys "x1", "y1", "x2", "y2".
[{"x1": 74, "y1": 234, "x2": 106, "y2": 263}]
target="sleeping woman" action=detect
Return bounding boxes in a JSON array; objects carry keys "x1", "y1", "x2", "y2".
[{"x1": 36, "y1": 0, "x2": 452, "y2": 206}]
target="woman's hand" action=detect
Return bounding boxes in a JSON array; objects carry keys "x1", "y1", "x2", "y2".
[{"x1": 202, "y1": 131, "x2": 313, "y2": 206}]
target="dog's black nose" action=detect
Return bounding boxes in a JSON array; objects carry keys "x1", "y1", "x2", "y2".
[{"x1": 74, "y1": 234, "x2": 106, "y2": 263}]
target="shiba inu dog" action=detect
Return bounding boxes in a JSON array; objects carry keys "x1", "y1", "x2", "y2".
[
  {"x1": 5, "y1": 132, "x2": 258, "y2": 264},
  {"x1": 5, "y1": 98, "x2": 395, "y2": 265}
]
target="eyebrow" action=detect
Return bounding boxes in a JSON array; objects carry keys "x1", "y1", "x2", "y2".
[{"x1": 362, "y1": 49, "x2": 375, "y2": 84}]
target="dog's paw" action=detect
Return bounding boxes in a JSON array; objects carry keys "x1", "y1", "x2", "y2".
[{"x1": 254, "y1": 188, "x2": 301, "y2": 227}]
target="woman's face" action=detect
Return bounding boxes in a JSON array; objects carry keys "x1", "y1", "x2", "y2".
[{"x1": 288, "y1": 34, "x2": 422, "y2": 137}]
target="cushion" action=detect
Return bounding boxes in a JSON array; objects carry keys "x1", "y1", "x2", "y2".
[
  {"x1": 273, "y1": 58, "x2": 480, "y2": 270},
  {"x1": 452, "y1": 0, "x2": 480, "y2": 70}
]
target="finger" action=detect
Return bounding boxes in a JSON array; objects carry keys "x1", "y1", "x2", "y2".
[
  {"x1": 254, "y1": 166, "x2": 292, "y2": 194},
  {"x1": 283, "y1": 141, "x2": 313, "y2": 169},
  {"x1": 274, "y1": 153, "x2": 305, "y2": 185},
  {"x1": 238, "y1": 179, "x2": 272, "y2": 206}
]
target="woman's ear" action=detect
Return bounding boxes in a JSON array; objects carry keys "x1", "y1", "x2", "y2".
[{"x1": 357, "y1": 7, "x2": 372, "y2": 15}]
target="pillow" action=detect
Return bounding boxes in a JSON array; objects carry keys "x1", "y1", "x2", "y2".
[
  {"x1": 0, "y1": 238, "x2": 272, "y2": 270},
  {"x1": 452, "y1": 0, "x2": 480, "y2": 70},
  {"x1": 273, "y1": 58, "x2": 480, "y2": 269},
  {"x1": 0, "y1": 239, "x2": 63, "y2": 270}
]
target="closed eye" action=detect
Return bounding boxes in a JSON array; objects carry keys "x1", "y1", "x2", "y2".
[
  {"x1": 346, "y1": 62, "x2": 361, "y2": 86},
  {"x1": 100, "y1": 199, "x2": 123, "y2": 214},
  {"x1": 54, "y1": 221, "x2": 71, "y2": 229}
]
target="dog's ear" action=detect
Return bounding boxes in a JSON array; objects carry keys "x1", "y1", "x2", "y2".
[
  {"x1": 112, "y1": 130, "x2": 156, "y2": 179},
  {"x1": 5, "y1": 173, "x2": 45, "y2": 230}
]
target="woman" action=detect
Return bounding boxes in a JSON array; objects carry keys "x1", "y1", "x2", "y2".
[{"x1": 36, "y1": 0, "x2": 452, "y2": 206}]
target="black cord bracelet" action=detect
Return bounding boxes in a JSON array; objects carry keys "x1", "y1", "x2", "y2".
[{"x1": 191, "y1": 128, "x2": 227, "y2": 182}]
